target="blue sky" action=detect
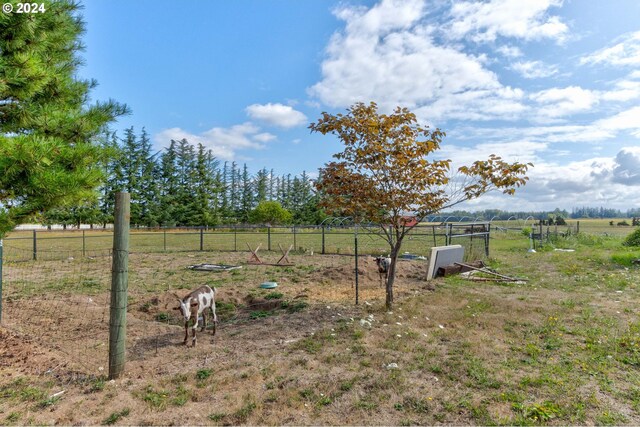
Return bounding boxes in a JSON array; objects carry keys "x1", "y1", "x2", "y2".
[{"x1": 80, "y1": 0, "x2": 640, "y2": 212}]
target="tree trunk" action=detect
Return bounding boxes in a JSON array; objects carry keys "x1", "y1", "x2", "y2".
[{"x1": 385, "y1": 242, "x2": 402, "y2": 310}]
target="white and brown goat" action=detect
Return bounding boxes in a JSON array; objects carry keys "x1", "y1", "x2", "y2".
[
  {"x1": 173, "y1": 285, "x2": 217, "y2": 346},
  {"x1": 374, "y1": 255, "x2": 391, "y2": 287}
]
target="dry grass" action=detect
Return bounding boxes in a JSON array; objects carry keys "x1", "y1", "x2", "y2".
[{"x1": 1, "y1": 230, "x2": 640, "y2": 425}]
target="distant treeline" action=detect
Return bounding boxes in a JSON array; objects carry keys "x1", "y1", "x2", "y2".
[
  {"x1": 438, "y1": 207, "x2": 640, "y2": 221},
  {"x1": 42, "y1": 128, "x2": 326, "y2": 228},
  {"x1": 40, "y1": 128, "x2": 639, "y2": 228}
]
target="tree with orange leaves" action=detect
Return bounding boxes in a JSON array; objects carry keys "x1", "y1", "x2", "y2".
[{"x1": 310, "y1": 102, "x2": 531, "y2": 309}]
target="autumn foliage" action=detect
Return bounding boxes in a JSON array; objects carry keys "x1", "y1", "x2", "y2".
[{"x1": 310, "y1": 102, "x2": 531, "y2": 308}]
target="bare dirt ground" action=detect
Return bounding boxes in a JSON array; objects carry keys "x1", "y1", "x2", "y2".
[{"x1": 0, "y1": 252, "x2": 439, "y2": 425}]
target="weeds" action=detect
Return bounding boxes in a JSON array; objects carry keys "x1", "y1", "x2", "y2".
[{"x1": 102, "y1": 408, "x2": 130, "y2": 425}]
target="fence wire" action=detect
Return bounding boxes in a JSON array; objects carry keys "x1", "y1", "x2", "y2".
[{"x1": 1, "y1": 225, "x2": 490, "y2": 378}]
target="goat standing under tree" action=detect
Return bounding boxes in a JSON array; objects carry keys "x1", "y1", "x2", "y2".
[
  {"x1": 311, "y1": 102, "x2": 531, "y2": 309},
  {"x1": 374, "y1": 255, "x2": 391, "y2": 287}
]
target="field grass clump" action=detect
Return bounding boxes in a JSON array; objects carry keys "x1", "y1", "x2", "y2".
[
  {"x1": 623, "y1": 228, "x2": 640, "y2": 247},
  {"x1": 611, "y1": 251, "x2": 640, "y2": 266}
]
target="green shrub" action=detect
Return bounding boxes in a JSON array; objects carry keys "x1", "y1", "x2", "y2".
[
  {"x1": 611, "y1": 252, "x2": 640, "y2": 267},
  {"x1": 623, "y1": 228, "x2": 640, "y2": 247},
  {"x1": 521, "y1": 227, "x2": 532, "y2": 237}
]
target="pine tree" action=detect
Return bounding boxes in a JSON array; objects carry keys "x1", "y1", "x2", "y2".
[
  {"x1": 98, "y1": 130, "x2": 123, "y2": 227},
  {"x1": 0, "y1": 0, "x2": 129, "y2": 236},
  {"x1": 158, "y1": 141, "x2": 179, "y2": 226},
  {"x1": 138, "y1": 128, "x2": 161, "y2": 226},
  {"x1": 255, "y1": 168, "x2": 269, "y2": 203},
  {"x1": 193, "y1": 143, "x2": 221, "y2": 226},
  {"x1": 220, "y1": 161, "x2": 230, "y2": 221},
  {"x1": 173, "y1": 139, "x2": 197, "y2": 225},
  {"x1": 239, "y1": 164, "x2": 253, "y2": 223},
  {"x1": 229, "y1": 162, "x2": 241, "y2": 221}
]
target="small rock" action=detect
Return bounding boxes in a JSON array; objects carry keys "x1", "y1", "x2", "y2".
[
  {"x1": 386, "y1": 363, "x2": 399, "y2": 370},
  {"x1": 360, "y1": 319, "x2": 372, "y2": 328}
]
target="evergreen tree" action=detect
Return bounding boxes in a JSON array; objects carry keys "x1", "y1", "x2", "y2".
[
  {"x1": 229, "y1": 162, "x2": 239, "y2": 221},
  {"x1": 268, "y1": 169, "x2": 275, "y2": 200},
  {"x1": 98, "y1": 130, "x2": 123, "y2": 227},
  {"x1": 0, "y1": 0, "x2": 129, "y2": 236},
  {"x1": 255, "y1": 168, "x2": 269, "y2": 203},
  {"x1": 220, "y1": 161, "x2": 230, "y2": 221},
  {"x1": 173, "y1": 139, "x2": 197, "y2": 225},
  {"x1": 193, "y1": 143, "x2": 221, "y2": 226},
  {"x1": 120, "y1": 127, "x2": 144, "y2": 225},
  {"x1": 239, "y1": 164, "x2": 253, "y2": 223},
  {"x1": 138, "y1": 128, "x2": 161, "y2": 226},
  {"x1": 158, "y1": 141, "x2": 179, "y2": 226}
]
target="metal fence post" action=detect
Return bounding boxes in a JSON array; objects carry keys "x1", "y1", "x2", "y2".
[
  {"x1": 354, "y1": 226, "x2": 359, "y2": 306},
  {"x1": 293, "y1": 225, "x2": 297, "y2": 251},
  {"x1": 322, "y1": 226, "x2": 326, "y2": 255},
  {"x1": 82, "y1": 230, "x2": 86, "y2": 257},
  {"x1": 485, "y1": 223, "x2": 490, "y2": 257},
  {"x1": 432, "y1": 225, "x2": 437, "y2": 247},
  {"x1": 163, "y1": 230, "x2": 167, "y2": 252},
  {"x1": 109, "y1": 192, "x2": 130, "y2": 380},
  {"x1": 234, "y1": 226, "x2": 237, "y2": 252},
  {"x1": 200, "y1": 228, "x2": 204, "y2": 251},
  {"x1": 267, "y1": 226, "x2": 271, "y2": 251},
  {"x1": 32, "y1": 230, "x2": 37, "y2": 261}
]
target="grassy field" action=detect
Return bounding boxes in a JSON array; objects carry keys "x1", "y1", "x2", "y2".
[
  {"x1": 1, "y1": 225, "x2": 640, "y2": 425},
  {"x1": 2, "y1": 224, "x2": 477, "y2": 261}
]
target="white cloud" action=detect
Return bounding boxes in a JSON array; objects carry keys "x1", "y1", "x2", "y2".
[
  {"x1": 511, "y1": 60, "x2": 558, "y2": 79},
  {"x1": 447, "y1": 0, "x2": 568, "y2": 43},
  {"x1": 459, "y1": 148, "x2": 640, "y2": 211},
  {"x1": 595, "y1": 106, "x2": 640, "y2": 135},
  {"x1": 332, "y1": 0, "x2": 425, "y2": 36},
  {"x1": 439, "y1": 141, "x2": 546, "y2": 167},
  {"x1": 309, "y1": 0, "x2": 527, "y2": 121},
  {"x1": 601, "y1": 77, "x2": 640, "y2": 102},
  {"x1": 253, "y1": 132, "x2": 277, "y2": 143},
  {"x1": 580, "y1": 31, "x2": 640, "y2": 67},
  {"x1": 529, "y1": 86, "x2": 599, "y2": 119},
  {"x1": 612, "y1": 147, "x2": 640, "y2": 185},
  {"x1": 154, "y1": 122, "x2": 272, "y2": 160},
  {"x1": 496, "y1": 45, "x2": 523, "y2": 58},
  {"x1": 245, "y1": 103, "x2": 308, "y2": 128}
]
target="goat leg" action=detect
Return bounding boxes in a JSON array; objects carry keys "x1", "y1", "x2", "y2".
[{"x1": 211, "y1": 307, "x2": 217, "y2": 336}]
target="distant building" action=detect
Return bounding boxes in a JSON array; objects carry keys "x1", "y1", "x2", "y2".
[{"x1": 397, "y1": 216, "x2": 418, "y2": 227}]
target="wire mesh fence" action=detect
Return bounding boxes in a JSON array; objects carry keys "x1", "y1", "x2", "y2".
[
  {"x1": 0, "y1": 223, "x2": 493, "y2": 379},
  {"x1": 2, "y1": 224, "x2": 492, "y2": 262}
]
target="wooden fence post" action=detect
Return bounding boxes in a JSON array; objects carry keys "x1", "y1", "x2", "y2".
[{"x1": 109, "y1": 192, "x2": 130, "y2": 380}]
